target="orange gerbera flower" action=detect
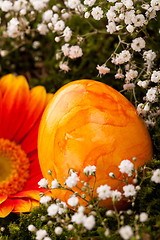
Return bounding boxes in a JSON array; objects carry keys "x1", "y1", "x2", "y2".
[{"x1": 0, "y1": 74, "x2": 53, "y2": 217}]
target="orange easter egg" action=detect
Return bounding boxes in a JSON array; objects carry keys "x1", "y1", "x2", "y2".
[{"x1": 38, "y1": 80, "x2": 152, "y2": 209}]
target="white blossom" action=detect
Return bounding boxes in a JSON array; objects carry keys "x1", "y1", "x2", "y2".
[
  {"x1": 54, "y1": 20, "x2": 65, "y2": 31},
  {"x1": 38, "y1": 178, "x2": 48, "y2": 188},
  {"x1": 7, "y1": 18, "x2": 20, "y2": 38},
  {"x1": 47, "y1": 204, "x2": 59, "y2": 216},
  {"x1": 111, "y1": 190, "x2": 122, "y2": 201},
  {"x1": 123, "y1": 83, "x2": 135, "y2": 91},
  {"x1": 151, "y1": 169, "x2": 160, "y2": 183},
  {"x1": 69, "y1": 45, "x2": 83, "y2": 59},
  {"x1": 126, "y1": 24, "x2": 134, "y2": 33},
  {"x1": 28, "y1": 224, "x2": 36, "y2": 232},
  {"x1": 133, "y1": 14, "x2": 145, "y2": 27},
  {"x1": 37, "y1": 23, "x2": 49, "y2": 35},
  {"x1": 42, "y1": 10, "x2": 53, "y2": 22},
  {"x1": 1, "y1": 0, "x2": 12, "y2": 11},
  {"x1": 91, "y1": 6, "x2": 103, "y2": 20},
  {"x1": 36, "y1": 229, "x2": 48, "y2": 240},
  {"x1": 40, "y1": 196, "x2": 52, "y2": 204},
  {"x1": 119, "y1": 160, "x2": 134, "y2": 176},
  {"x1": 55, "y1": 227, "x2": 63, "y2": 235},
  {"x1": 151, "y1": 0, "x2": 160, "y2": 11},
  {"x1": 72, "y1": 212, "x2": 85, "y2": 224},
  {"x1": 97, "y1": 184, "x2": 112, "y2": 200},
  {"x1": 106, "y1": 22, "x2": 116, "y2": 34},
  {"x1": 84, "y1": 11, "x2": 90, "y2": 18},
  {"x1": 51, "y1": 179, "x2": 59, "y2": 189},
  {"x1": 126, "y1": 69, "x2": 138, "y2": 81},
  {"x1": 122, "y1": 0, "x2": 133, "y2": 9},
  {"x1": 146, "y1": 87, "x2": 158, "y2": 102},
  {"x1": 124, "y1": 10, "x2": 135, "y2": 25},
  {"x1": 61, "y1": 43, "x2": 70, "y2": 56},
  {"x1": 30, "y1": 0, "x2": 49, "y2": 11},
  {"x1": 83, "y1": 215, "x2": 96, "y2": 230},
  {"x1": 57, "y1": 201, "x2": 68, "y2": 214},
  {"x1": 83, "y1": 165, "x2": 96, "y2": 176},
  {"x1": 139, "y1": 212, "x2": 148, "y2": 222},
  {"x1": 68, "y1": 0, "x2": 80, "y2": 9},
  {"x1": 96, "y1": 65, "x2": 110, "y2": 75},
  {"x1": 151, "y1": 71, "x2": 160, "y2": 83},
  {"x1": 131, "y1": 37, "x2": 145, "y2": 52},
  {"x1": 84, "y1": 0, "x2": 96, "y2": 7},
  {"x1": 59, "y1": 62, "x2": 71, "y2": 72},
  {"x1": 119, "y1": 225, "x2": 133, "y2": 240},
  {"x1": 67, "y1": 196, "x2": 79, "y2": 207},
  {"x1": 65, "y1": 172, "x2": 79, "y2": 188},
  {"x1": 63, "y1": 26, "x2": 72, "y2": 42},
  {"x1": 123, "y1": 184, "x2": 136, "y2": 197}
]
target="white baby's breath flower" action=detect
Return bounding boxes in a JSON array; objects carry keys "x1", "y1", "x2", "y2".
[
  {"x1": 1, "y1": 0, "x2": 12, "y2": 11},
  {"x1": 84, "y1": 0, "x2": 96, "y2": 7},
  {"x1": 151, "y1": 169, "x2": 160, "y2": 183},
  {"x1": 118, "y1": 160, "x2": 134, "y2": 176},
  {"x1": 123, "y1": 83, "x2": 135, "y2": 91},
  {"x1": 83, "y1": 215, "x2": 96, "y2": 230},
  {"x1": 67, "y1": 196, "x2": 79, "y2": 207},
  {"x1": 47, "y1": 204, "x2": 59, "y2": 217},
  {"x1": 63, "y1": 26, "x2": 72, "y2": 42},
  {"x1": 61, "y1": 43, "x2": 70, "y2": 56},
  {"x1": 106, "y1": 22, "x2": 116, "y2": 34},
  {"x1": 126, "y1": 24, "x2": 134, "y2": 33},
  {"x1": 84, "y1": 165, "x2": 96, "y2": 176},
  {"x1": 38, "y1": 178, "x2": 48, "y2": 188},
  {"x1": 139, "y1": 212, "x2": 148, "y2": 222},
  {"x1": 68, "y1": 0, "x2": 80, "y2": 9},
  {"x1": 65, "y1": 172, "x2": 79, "y2": 188},
  {"x1": 146, "y1": 87, "x2": 158, "y2": 102},
  {"x1": 36, "y1": 229, "x2": 48, "y2": 240},
  {"x1": 151, "y1": 0, "x2": 160, "y2": 11},
  {"x1": 40, "y1": 196, "x2": 52, "y2": 204},
  {"x1": 72, "y1": 212, "x2": 85, "y2": 224},
  {"x1": 97, "y1": 184, "x2": 112, "y2": 200},
  {"x1": 69, "y1": 45, "x2": 83, "y2": 59},
  {"x1": 133, "y1": 14, "x2": 145, "y2": 27},
  {"x1": 37, "y1": 23, "x2": 49, "y2": 35},
  {"x1": 28, "y1": 224, "x2": 36, "y2": 232},
  {"x1": 123, "y1": 184, "x2": 136, "y2": 197},
  {"x1": 119, "y1": 225, "x2": 133, "y2": 240},
  {"x1": 96, "y1": 65, "x2": 110, "y2": 75},
  {"x1": 131, "y1": 37, "x2": 145, "y2": 52},
  {"x1": 78, "y1": 205, "x2": 85, "y2": 213},
  {"x1": 51, "y1": 179, "x2": 59, "y2": 189},
  {"x1": 55, "y1": 226, "x2": 63, "y2": 235},
  {"x1": 54, "y1": 20, "x2": 65, "y2": 31},
  {"x1": 91, "y1": 6, "x2": 103, "y2": 20},
  {"x1": 59, "y1": 62, "x2": 71, "y2": 72},
  {"x1": 111, "y1": 190, "x2": 122, "y2": 201},
  {"x1": 42, "y1": 10, "x2": 53, "y2": 22},
  {"x1": 126, "y1": 69, "x2": 138, "y2": 81},
  {"x1": 151, "y1": 71, "x2": 160, "y2": 83}
]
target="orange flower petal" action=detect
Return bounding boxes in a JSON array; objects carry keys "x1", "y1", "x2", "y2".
[
  {"x1": 0, "y1": 199, "x2": 14, "y2": 217},
  {"x1": 31, "y1": 199, "x2": 40, "y2": 208},
  {"x1": 0, "y1": 195, "x2": 8, "y2": 204},
  {"x1": 12, "y1": 190, "x2": 41, "y2": 201},
  {"x1": 46, "y1": 93, "x2": 54, "y2": 104},
  {"x1": 10, "y1": 190, "x2": 41, "y2": 201},
  {"x1": 14, "y1": 86, "x2": 47, "y2": 143},
  {"x1": 0, "y1": 74, "x2": 30, "y2": 140},
  {"x1": 12, "y1": 199, "x2": 31, "y2": 213}
]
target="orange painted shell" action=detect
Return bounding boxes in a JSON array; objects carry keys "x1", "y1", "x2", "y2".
[{"x1": 38, "y1": 80, "x2": 153, "y2": 209}]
